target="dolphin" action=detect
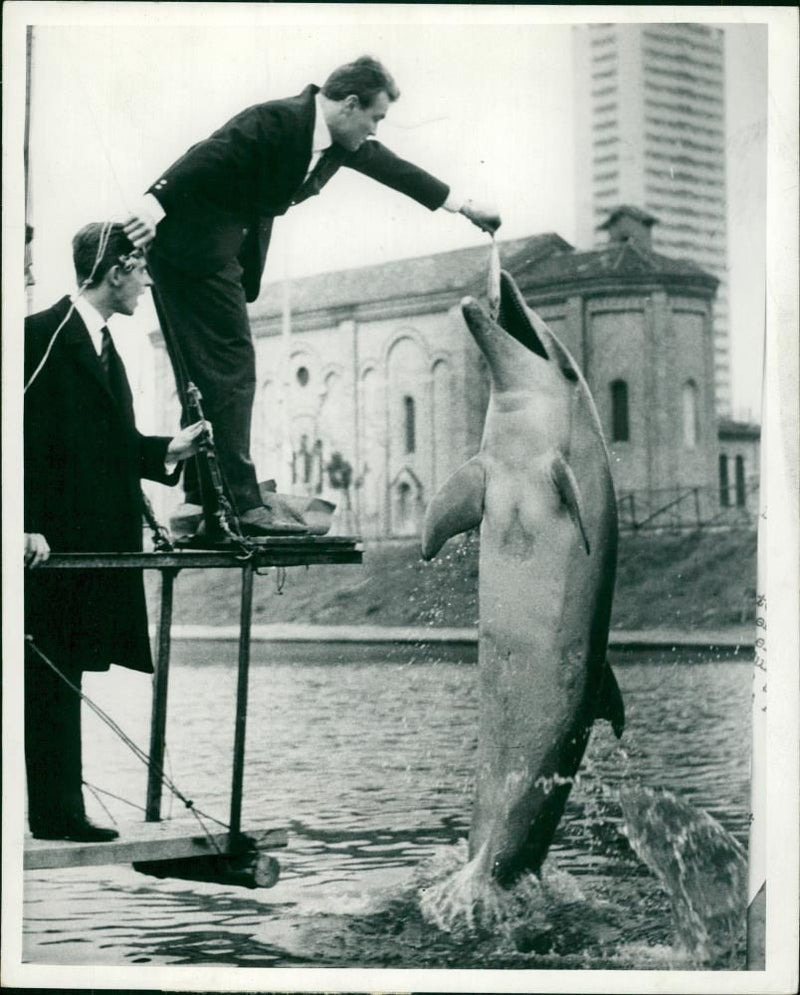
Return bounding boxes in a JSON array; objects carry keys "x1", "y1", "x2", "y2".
[{"x1": 422, "y1": 270, "x2": 624, "y2": 888}]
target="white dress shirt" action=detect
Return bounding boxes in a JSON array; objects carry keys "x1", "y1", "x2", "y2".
[
  {"x1": 71, "y1": 295, "x2": 109, "y2": 355},
  {"x1": 306, "y1": 93, "x2": 334, "y2": 178}
]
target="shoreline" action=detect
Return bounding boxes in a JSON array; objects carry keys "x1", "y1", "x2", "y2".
[{"x1": 151, "y1": 622, "x2": 755, "y2": 656}]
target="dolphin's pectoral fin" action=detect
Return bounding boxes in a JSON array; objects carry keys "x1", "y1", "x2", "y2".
[
  {"x1": 550, "y1": 454, "x2": 590, "y2": 555},
  {"x1": 595, "y1": 659, "x2": 625, "y2": 738},
  {"x1": 421, "y1": 457, "x2": 486, "y2": 560}
]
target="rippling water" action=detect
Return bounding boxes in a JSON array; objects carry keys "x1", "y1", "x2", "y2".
[{"x1": 22, "y1": 647, "x2": 753, "y2": 969}]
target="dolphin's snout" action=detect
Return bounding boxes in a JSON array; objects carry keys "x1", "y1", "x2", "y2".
[
  {"x1": 461, "y1": 296, "x2": 494, "y2": 340},
  {"x1": 460, "y1": 296, "x2": 482, "y2": 321}
]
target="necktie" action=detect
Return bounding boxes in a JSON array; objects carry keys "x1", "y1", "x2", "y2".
[
  {"x1": 99, "y1": 325, "x2": 124, "y2": 406},
  {"x1": 293, "y1": 147, "x2": 337, "y2": 204},
  {"x1": 99, "y1": 326, "x2": 112, "y2": 377}
]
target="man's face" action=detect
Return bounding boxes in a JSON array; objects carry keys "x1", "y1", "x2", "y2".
[
  {"x1": 330, "y1": 91, "x2": 391, "y2": 152},
  {"x1": 111, "y1": 253, "x2": 152, "y2": 316}
]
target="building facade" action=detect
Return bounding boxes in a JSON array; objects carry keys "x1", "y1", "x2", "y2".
[
  {"x1": 717, "y1": 418, "x2": 761, "y2": 515},
  {"x1": 150, "y1": 210, "x2": 738, "y2": 537},
  {"x1": 573, "y1": 22, "x2": 731, "y2": 415}
]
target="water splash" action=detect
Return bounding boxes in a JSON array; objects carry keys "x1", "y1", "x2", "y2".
[
  {"x1": 620, "y1": 785, "x2": 747, "y2": 966},
  {"x1": 417, "y1": 840, "x2": 585, "y2": 954}
]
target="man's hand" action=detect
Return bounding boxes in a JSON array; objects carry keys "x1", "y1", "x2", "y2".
[
  {"x1": 25, "y1": 533, "x2": 50, "y2": 568},
  {"x1": 166, "y1": 420, "x2": 212, "y2": 463},
  {"x1": 460, "y1": 200, "x2": 502, "y2": 234},
  {"x1": 123, "y1": 212, "x2": 157, "y2": 249},
  {"x1": 123, "y1": 195, "x2": 163, "y2": 249}
]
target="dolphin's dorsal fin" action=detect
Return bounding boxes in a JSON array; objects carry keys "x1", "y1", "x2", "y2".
[
  {"x1": 550, "y1": 454, "x2": 590, "y2": 555},
  {"x1": 421, "y1": 457, "x2": 486, "y2": 560},
  {"x1": 595, "y1": 659, "x2": 625, "y2": 738}
]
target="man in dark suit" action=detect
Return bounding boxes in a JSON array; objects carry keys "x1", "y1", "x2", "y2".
[
  {"x1": 24, "y1": 222, "x2": 206, "y2": 842},
  {"x1": 124, "y1": 56, "x2": 501, "y2": 536}
]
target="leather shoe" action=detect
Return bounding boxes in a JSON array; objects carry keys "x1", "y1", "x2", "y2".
[
  {"x1": 239, "y1": 504, "x2": 308, "y2": 536},
  {"x1": 31, "y1": 815, "x2": 120, "y2": 843}
]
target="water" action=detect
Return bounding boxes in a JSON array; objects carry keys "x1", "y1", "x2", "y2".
[{"x1": 22, "y1": 648, "x2": 752, "y2": 969}]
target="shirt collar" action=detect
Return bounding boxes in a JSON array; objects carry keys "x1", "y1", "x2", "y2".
[
  {"x1": 71, "y1": 294, "x2": 108, "y2": 354},
  {"x1": 312, "y1": 92, "x2": 333, "y2": 154}
]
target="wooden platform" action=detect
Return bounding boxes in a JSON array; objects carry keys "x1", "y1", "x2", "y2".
[
  {"x1": 39, "y1": 536, "x2": 363, "y2": 571},
  {"x1": 24, "y1": 821, "x2": 287, "y2": 871},
  {"x1": 25, "y1": 537, "x2": 361, "y2": 881}
]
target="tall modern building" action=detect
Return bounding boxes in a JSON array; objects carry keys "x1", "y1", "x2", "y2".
[{"x1": 573, "y1": 23, "x2": 731, "y2": 414}]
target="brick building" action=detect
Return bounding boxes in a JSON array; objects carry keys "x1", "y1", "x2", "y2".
[{"x1": 150, "y1": 207, "x2": 745, "y2": 537}]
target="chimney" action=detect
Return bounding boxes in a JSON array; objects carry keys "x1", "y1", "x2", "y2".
[{"x1": 597, "y1": 205, "x2": 658, "y2": 251}]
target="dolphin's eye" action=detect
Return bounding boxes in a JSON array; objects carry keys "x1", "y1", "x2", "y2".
[{"x1": 562, "y1": 366, "x2": 579, "y2": 382}]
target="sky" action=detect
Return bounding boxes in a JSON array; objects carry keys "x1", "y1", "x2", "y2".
[{"x1": 20, "y1": 5, "x2": 769, "y2": 424}]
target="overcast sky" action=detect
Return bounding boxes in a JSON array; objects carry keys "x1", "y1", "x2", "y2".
[{"x1": 22, "y1": 5, "x2": 768, "y2": 422}]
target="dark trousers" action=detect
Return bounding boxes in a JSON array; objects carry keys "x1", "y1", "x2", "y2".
[
  {"x1": 148, "y1": 254, "x2": 262, "y2": 513},
  {"x1": 25, "y1": 644, "x2": 85, "y2": 832}
]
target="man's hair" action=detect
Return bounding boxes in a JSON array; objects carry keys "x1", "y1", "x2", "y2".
[
  {"x1": 321, "y1": 56, "x2": 400, "y2": 107},
  {"x1": 72, "y1": 222, "x2": 137, "y2": 288}
]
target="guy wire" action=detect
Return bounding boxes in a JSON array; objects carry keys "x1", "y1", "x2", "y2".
[{"x1": 25, "y1": 635, "x2": 229, "y2": 846}]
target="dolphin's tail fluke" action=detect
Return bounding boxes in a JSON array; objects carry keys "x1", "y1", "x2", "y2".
[{"x1": 595, "y1": 659, "x2": 625, "y2": 738}]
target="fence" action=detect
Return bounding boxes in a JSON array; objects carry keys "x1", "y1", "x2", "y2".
[{"x1": 617, "y1": 477, "x2": 760, "y2": 532}]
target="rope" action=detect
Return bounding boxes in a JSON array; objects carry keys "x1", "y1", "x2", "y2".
[
  {"x1": 25, "y1": 634, "x2": 228, "y2": 850},
  {"x1": 140, "y1": 489, "x2": 174, "y2": 552},
  {"x1": 84, "y1": 780, "x2": 228, "y2": 831},
  {"x1": 83, "y1": 780, "x2": 122, "y2": 825},
  {"x1": 24, "y1": 220, "x2": 115, "y2": 394},
  {"x1": 84, "y1": 780, "x2": 145, "y2": 816}
]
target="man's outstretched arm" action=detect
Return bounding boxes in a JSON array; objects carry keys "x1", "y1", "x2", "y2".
[{"x1": 347, "y1": 140, "x2": 502, "y2": 233}]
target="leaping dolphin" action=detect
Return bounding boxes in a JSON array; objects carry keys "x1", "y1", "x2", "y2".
[{"x1": 422, "y1": 270, "x2": 624, "y2": 888}]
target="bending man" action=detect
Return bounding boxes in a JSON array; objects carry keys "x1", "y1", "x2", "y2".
[{"x1": 124, "y1": 55, "x2": 501, "y2": 537}]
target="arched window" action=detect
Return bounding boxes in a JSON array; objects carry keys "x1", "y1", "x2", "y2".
[
  {"x1": 398, "y1": 481, "x2": 411, "y2": 520},
  {"x1": 719, "y1": 454, "x2": 730, "y2": 507},
  {"x1": 735, "y1": 455, "x2": 746, "y2": 507},
  {"x1": 610, "y1": 380, "x2": 629, "y2": 442},
  {"x1": 682, "y1": 380, "x2": 699, "y2": 448},
  {"x1": 403, "y1": 395, "x2": 416, "y2": 454}
]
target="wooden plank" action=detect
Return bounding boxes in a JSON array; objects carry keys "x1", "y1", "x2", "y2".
[
  {"x1": 23, "y1": 821, "x2": 287, "y2": 871},
  {"x1": 38, "y1": 541, "x2": 363, "y2": 570}
]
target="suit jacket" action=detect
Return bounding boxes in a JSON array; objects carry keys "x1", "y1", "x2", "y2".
[
  {"x1": 147, "y1": 84, "x2": 451, "y2": 301},
  {"x1": 24, "y1": 297, "x2": 179, "y2": 673}
]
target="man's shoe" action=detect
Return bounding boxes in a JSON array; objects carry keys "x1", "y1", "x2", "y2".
[
  {"x1": 262, "y1": 493, "x2": 309, "y2": 526},
  {"x1": 169, "y1": 502, "x2": 204, "y2": 539},
  {"x1": 239, "y1": 504, "x2": 309, "y2": 536},
  {"x1": 31, "y1": 815, "x2": 120, "y2": 843}
]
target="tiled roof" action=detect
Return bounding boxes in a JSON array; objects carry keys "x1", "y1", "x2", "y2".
[
  {"x1": 516, "y1": 239, "x2": 718, "y2": 288},
  {"x1": 249, "y1": 226, "x2": 717, "y2": 322},
  {"x1": 250, "y1": 233, "x2": 569, "y2": 318}
]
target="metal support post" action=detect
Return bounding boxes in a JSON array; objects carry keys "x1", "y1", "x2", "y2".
[
  {"x1": 146, "y1": 568, "x2": 176, "y2": 821},
  {"x1": 229, "y1": 561, "x2": 255, "y2": 842}
]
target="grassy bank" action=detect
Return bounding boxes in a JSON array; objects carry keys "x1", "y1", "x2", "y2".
[{"x1": 148, "y1": 528, "x2": 757, "y2": 632}]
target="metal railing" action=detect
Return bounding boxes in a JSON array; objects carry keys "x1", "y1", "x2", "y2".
[{"x1": 617, "y1": 478, "x2": 760, "y2": 531}]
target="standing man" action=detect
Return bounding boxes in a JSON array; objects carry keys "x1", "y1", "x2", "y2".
[
  {"x1": 24, "y1": 222, "x2": 205, "y2": 841},
  {"x1": 124, "y1": 56, "x2": 501, "y2": 537}
]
